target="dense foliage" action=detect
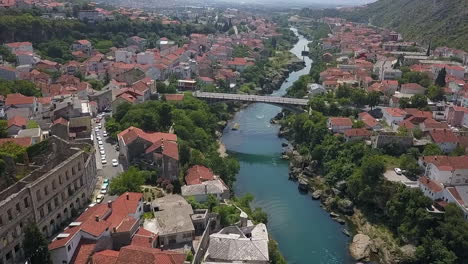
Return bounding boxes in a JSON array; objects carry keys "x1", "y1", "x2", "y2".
[
  {"x1": 106, "y1": 95, "x2": 239, "y2": 187},
  {"x1": 283, "y1": 107, "x2": 468, "y2": 263},
  {"x1": 23, "y1": 223, "x2": 51, "y2": 264},
  {"x1": 110, "y1": 167, "x2": 156, "y2": 195},
  {"x1": 0, "y1": 79, "x2": 41, "y2": 97}
]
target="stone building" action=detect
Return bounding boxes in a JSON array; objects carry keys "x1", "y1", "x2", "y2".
[{"x1": 0, "y1": 136, "x2": 97, "y2": 264}]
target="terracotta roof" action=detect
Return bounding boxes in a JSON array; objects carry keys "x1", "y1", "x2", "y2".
[
  {"x1": 418, "y1": 176, "x2": 443, "y2": 192},
  {"x1": 93, "y1": 250, "x2": 119, "y2": 264},
  {"x1": 164, "y1": 94, "x2": 184, "y2": 101},
  {"x1": 328, "y1": 117, "x2": 353, "y2": 127},
  {"x1": 8, "y1": 115, "x2": 27, "y2": 128},
  {"x1": 401, "y1": 83, "x2": 425, "y2": 91},
  {"x1": 5, "y1": 93, "x2": 35, "y2": 106},
  {"x1": 429, "y1": 129, "x2": 458, "y2": 144},
  {"x1": 185, "y1": 165, "x2": 215, "y2": 185},
  {"x1": 422, "y1": 155, "x2": 468, "y2": 171},
  {"x1": 113, "y1": 246, "x2": 186, "y2": 264},
  {"x1": 404, "y1": 108, "x2": 432, "y2": 119},
  {"x1": 344, "y1": 128, "x2": 371, "y2": 137},
  {"x1": 69, "y1": 239, "x2": 96, "y2": 264},
  {"x1": 358, "y1": 112, "x2": 379, "y2": 128},
  {"x1": 5, "y1": 42, "x2": 32, "y2": 48},
  {"x1": 37, "y1": 97, "x2": 52, "y2": 104},
  {"x1": 53, "y1": 117, "x2": 69, "y2": 125},
  {"x1": 384, "y1": 108, "x2": 406, "y2": 117},
  {"x1": 131, "y1": 228, "x2": 157, "y2": 248},
  {"x1": 145, "y1": 139, "x2": 179, "y2": 161},
  {"x1": 0, "y1": 137, "x2": 32, "y2": 147},
  {"x1": 118, "y1": 126, "x2": 177, "y2": 146},
  {"x1": 76, "y1": 39, "x2": 91, "y2": 45},
  {"x1": 423, "y1": 119, "x2": 449, "y2": 129},
  {"x1": 447, "y1": 187, "x2": 464, "y2": 205}
]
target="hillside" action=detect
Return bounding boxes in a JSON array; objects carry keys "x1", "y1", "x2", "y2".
[{"x1": 300, "y1": 0, "x2": 468, "y2": 51}]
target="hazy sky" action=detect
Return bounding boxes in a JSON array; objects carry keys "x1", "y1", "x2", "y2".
[{"x1": 220, "y1": 0, "x2": 377, "y2": 7}]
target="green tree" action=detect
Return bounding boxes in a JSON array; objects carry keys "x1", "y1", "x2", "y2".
[
  {"x1": 423, "y1": 143, "x2": 443, "y2": 156},
  {"x1": 23, "y1": 223, "x2": 51, "y2": 264},
  {"x1": 367, "y1": 91, "x2": 381, "y2": 109},
  {"x1": 427, "y1": 84, "x2": 444, "y2": 101},
  {"x1": 435, "y1": 68, "x2": 447, "y2": 87},
  {"x1": 415, "y1": 239, "x2": 456, "y2": 264},
  {"x1": 110, "y1": 167, "x2": 150, "y2": 195},
  {"x1": 399, "y1": 97, "x2": 411, "y2": 109},
  {"x1": 410, "y1": 94, "x2": 428, "y2": 109},
  {"x1": 0, "y1": 120, "x2": 8, "y2": 138},
  {"x1": 269, "y1": 240, "x2": 287, "y2": 264},
  {"x1": 26, "y1": 120, "x2": 39, "y2": 129}
]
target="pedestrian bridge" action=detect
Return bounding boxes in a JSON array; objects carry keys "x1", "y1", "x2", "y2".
[{"x1": 192, "y1": 91, "x2": 309, "y2": 110}]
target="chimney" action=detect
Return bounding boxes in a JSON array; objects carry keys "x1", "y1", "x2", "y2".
[
  {"x1": 126, "y1": 193, "x2": 129, "y2": 200},
  {"x1": 113, "y1": 227, "x2": 117, "y2": 233},
  {"x1": 107, "y1": 200, "x2": 112, "y2": 208},
  {"x1": 95, "y1": 215, "x2": 99, "y2": 222}
]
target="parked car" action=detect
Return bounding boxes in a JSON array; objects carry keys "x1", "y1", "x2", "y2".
[
  {"x1": 102, "y1": 159, "x2": 107, "y2": 164},
  {"x1": 100, "y1": 150, "x2": 105, "y2": 155},
  {"x1": 98, "y1": 124, "x2": 102, "y2": 129},
  {"x1": 394, "y1": 168, "x2": 402, "y2": 175},
  {"x1": 103, "y1": 132, "x2": 108, "y2": 137},
  {"x1": 112, "y1": 159, "x2": 118, "y2": 167},
  {"x1": 98, "y1": 140, "x2": 103, "y2": 145},
  {"x1": 99, "y1": 145, "x2": 104, "y2": 150},
  {"x1": 95, "y1": 127, "x2": 100, "y2": 132},
  {"x1": 103, "y1": 179, "x2": 109, "y2": 184},
  {"x1": 100, "y1": 189, "x2": 107, "y2": 195},
  {"x1": 96, "y1": 194, "x2": 104, "y2": 203}
]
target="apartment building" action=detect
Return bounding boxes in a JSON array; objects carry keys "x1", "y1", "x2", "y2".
[{"x1": 0, "y1": 136, "x2": 97, "y2": 264}]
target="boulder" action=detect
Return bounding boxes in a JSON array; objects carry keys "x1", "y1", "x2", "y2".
[
  {"x1": 311, "y1": 190, "x2": 322, "y2": 200},
  {"x1": 331, "y1": 188, "x2": 341, "y2": 196},
  {"x1": 337, "y1": 199, "x2": 355, "y2": 215},
  {"x1": 349, "y1": 234, "x2": 372, "y2": 261},
  {"x1": 303, "y1": 166, "x2": 315, "y2": 177}
]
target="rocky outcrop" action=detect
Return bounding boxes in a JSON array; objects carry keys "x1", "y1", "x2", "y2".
[
  {"x1": 311, "y1": 190, "x2": 322, "y2": 200},
  {"x1": 337, "y1": 199, "x2": 354, "y2": 215},
  {"x1": 349, "y1": 234, "x2": 372, "y2": 261}
]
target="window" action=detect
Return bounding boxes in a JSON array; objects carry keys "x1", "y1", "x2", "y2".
[
  {"x1": 5, "y1": 251, "x2": 11, "y2": 260},
  {"x1": 59, "y1": 175, "x2": 63, "y2": 184},
  {"x1": 72, "y1": 167, "x2": 76, "y2": 175},
  {"x1": 47, "y1": 202, "x2": 52, "y2": 213},
  {"x1": 44, "y1": 186, "x2": 49, "y2": 196},
  {"x1": 0, "y1": 215, "x2": 3, "y2": 226},
  {"x1": 67, "y1": 245, "x2": 71, "y2": 251},
  {"x1": 36, "y1": 190, "x2": 42, "y2": 201},
  {"x1": 54, "y1": 197, "x2": 59, "y2": 208},
  {"x1": 7, "y1": 209, "x2": 12, "y2": 221},
  {"x1": 40, "y1": 207, "x2": 45, "y2": 218},
  {"x1": 14, "y1": 244, "x2": 20, "y2": 253},
  {"x1": 79, "y1": 177, "x2": 83, "y2": 187},
  {"x1": 66, "y1": 171, "x2": 70, "y2": 180},
  {"x1": 16, "y1": 203, "x2": 21, "y2": 214},
  {"x1": 78, "y1": 162, "x2": 82, "y2": 171},
  {"x1": 52, "y1": 180, "x2": 57, "y2": 190},
  {"x1": 24, "y1": 197, "x2": 29, "y2": 208}
]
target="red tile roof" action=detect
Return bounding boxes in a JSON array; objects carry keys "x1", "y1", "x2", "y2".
[
  {"x1": 69, "y1": 239, "x2": 96, "y2": 264},
  {"x1": 5, "y1": 42, "x2": 32, "y2": 48},
  {"x1": 118, "y1": 126, "x2": 177, "y2": 146},
  {"x1": 185, "y1": 165, "x2": 215, "y2": 185},
  {"x1": 76, "y1": 39, "x2": 91, "y2": 45},
  {"x1": 404, "y1": 108, "x2": 432, "y2": 119},
  {"x1": 447, "y1": 187, "x2": 464, "y2": 205},
  {"x1": 93, "y1": 250, "x2": 119, "y2": 264},
  {"x1": 131, "y1": 228, "x2": 157, "y2": 248},
  {"x1": 423, "y1": 119, "x2": 449, "y2": 130},
  {"x1": 329, "y1": 117, "x2": 353, "y2": 127},
  {"x1": 429, "y1": 129, "x2": 458, "y2": 144},
  {"x1": 145, "y1": 139, "x2": 179, "y2": 161},
  {"x1": 358, "y1": 112, "x2": 379, "y2": 129},
  {"x1": 53, "y1": 117, "x2": 69, "y2": 125},
  {"x1": 113, "y1": 246, "x2": 186, "y2": 264},
  {"x1": 418, "y1": 176, "x2": 443, "y2": 192},
  {"x1": 401, "y1": 83, "x2": 425, "y2": 91},
  {"x1": 8, "y1": 115, "x2": 27, "y2": 128},
  {"x1": 384, "y1": 108, "x2": 406, "y2": 117},
  {"x1": 422, "y1": 156, "x2": 468, "y2": 171},
  {"x1": 0, "y1": 137, "x2": 32, "y2": 147},
  {"x1": 5, "y1": 93, "x2": 35, "y2": 106}
]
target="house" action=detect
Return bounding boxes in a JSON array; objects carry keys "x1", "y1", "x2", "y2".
[
  {"x1": 17, "y1": 127, "x2": 43, "y2": 144},
  {"x1": 382, "y1": 108, "x2": 407, "y2": 128},
  {"x1": 0, "y1": 137, "x2": 33, "y2": 147},
  {"x1": 308, "y1": 83, "x2": 326, "y2": 96},
  {"x1": 127, "y1": 36, "x2": 147, "y2": 51},
  {"x1": 15, "y1": 50, "x2": 35, "y2": 66},
  {"x1": 343, "y1": 128, "x2": 371, "y2": 142},
  {"x1": 446, "y1": 106, "x2": 468, "y2": 128},
  {"x1": 181, "y1": 179, "x2": 230, "y2": 202},
  {"x1": 144, "y1": 195, "x2": 197, "y2": 247},
  {"x1": 185, "y1": 165, "x2": 215, "y2": 185},
  {"x1": 177, "y1": 79, "x2": 196, "y2": 91},
  {"x1": 358, "y1": 112, "x2": 382, "y2": 131},
  {"x1": 327, "y1": 117, "x2": 353, "y2": 133},
  {"x1": 204, "y1": 217, "x2": 269, "y2": 263},
  {"x1": 91, "y1": 246, "x2": 186, "y2": 264},
  {"x1": 418, "y1": 176, "x2": 444, "y2": 201},
  {"x1": 0, "y1": 65, "x2": 18, "y2": 80},
  {"x1": 36, "y1": 59, "x2": 59, "y2": 72},
  {"x1": 164, "y1": 94, "x2": 184, "y2": 102},
  {"x1": 48, "y1": 192, "x2": 144, "y2": 264},
  {"x1": 7, "y1": 115, "x2": 27, "y2": 136},
  {"x1": 419, "y1": 155, "x2": 468, "y2": 185},
  {"x1": 4, "y1": 41, "x2": 33, "y2": 54},
  {"x1": 88, "y1": 89, "x2": 112, "y2": 112},
  {"x1": 5, "y1": 93, "x2": 37, "y2": 111},
  {"x1": 228, "y1": 58, "x2": 253, "y2": 72},
  {"x1": 420, "y1": 118, "x2": 449, "y2": 132},
  {"x1": 400, "y1": 83, "x2": 426, "y2": 95},
  {"x1": 71, "y1": 40, "x2": 92, "y2": 55},
  {"x1": 50, "y1": 117, "x2": 69, "y2": 141},
  {"x1": 429, "y1": 129, "x2": 458, "y2": 153},
  {"x1": 78, "y1": 10, "x2": 105, "y2": 23},
  {"x1": 117, "y1": 126, "x2": 178, "y2": 180}
]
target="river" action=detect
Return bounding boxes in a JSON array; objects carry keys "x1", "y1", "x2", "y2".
[{"x1": 221, "y1": 28, "x2": 354, "y2": 264}]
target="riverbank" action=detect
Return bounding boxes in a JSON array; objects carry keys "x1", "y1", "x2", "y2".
[
  {"x1": 223, "y1": 27, "x2": 353, "y2": 264},
  {"x1": 279, "y1": 123, "x2": 414, "y2": 263}
]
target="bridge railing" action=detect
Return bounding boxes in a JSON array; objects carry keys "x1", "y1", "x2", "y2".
[{"x1": 193, "y1": 91, "x2": 308, "y2": 106}]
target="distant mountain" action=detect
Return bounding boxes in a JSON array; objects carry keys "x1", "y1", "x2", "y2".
[{"x1": 345, "y1": 0, "x2": 468, "y2": 50}]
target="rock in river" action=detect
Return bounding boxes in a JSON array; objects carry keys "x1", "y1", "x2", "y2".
[
  {"x1": 349, "y1": 234, "x2": 372, "y2": 261},
  {"x1": 311, "y1": 190, "x2": 322, "y2": 200}
]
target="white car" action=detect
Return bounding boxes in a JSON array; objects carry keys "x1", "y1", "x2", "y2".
[
  {"x1": 101, "y1": 154, "x2": 106, "y2": 159},
  {"x1": 98, "y1": 124, "x2": 102, "y2": 129},
  {"x1": 100, "y1": 189, "x2": 107, "y2": 195},
  {"x1": 101, "y1": 159, "x2": 107, "y2": 164},
  {"x1": 112, "y1": 159, "x2": 118, "y2": 167},
  {"x1": 394, "y1": 168, "x2": 402, "y2": 175},
  {"x1": 94, "y1": 127, "x2": 99, "y2": 132},
  {"x1": 98, "y1": 140, "x2": 103, "y2": 145},
  {"x1": 99, "y1": 145, "x2": 104, "y2": 150},
  {"x1": 99, "y1": 150, "x2": 105, "y2": 155},
  {"x1": 103, "y1": 132, "x2": 108, "y2": 137},
  {"x1": 96, "y1": 136, "x2": 102, "y2": 141}
]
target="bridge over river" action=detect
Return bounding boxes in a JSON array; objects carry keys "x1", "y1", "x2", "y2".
[{"x1": 192, "y1": 91, "x2": 309, "y2": 110}]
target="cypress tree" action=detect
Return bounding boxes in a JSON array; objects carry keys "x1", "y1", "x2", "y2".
[{"x1": 435, "y1": 67, "x2": 447, "y2": 87}]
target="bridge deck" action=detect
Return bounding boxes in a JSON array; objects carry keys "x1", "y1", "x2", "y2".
[{"x1": 193, "y1": 91, "x2": 308, "y2": 106}]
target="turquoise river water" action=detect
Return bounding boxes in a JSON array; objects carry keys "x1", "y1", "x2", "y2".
[{"x1": 221, "y1": 28, "x2": 354, "y2": 264}]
